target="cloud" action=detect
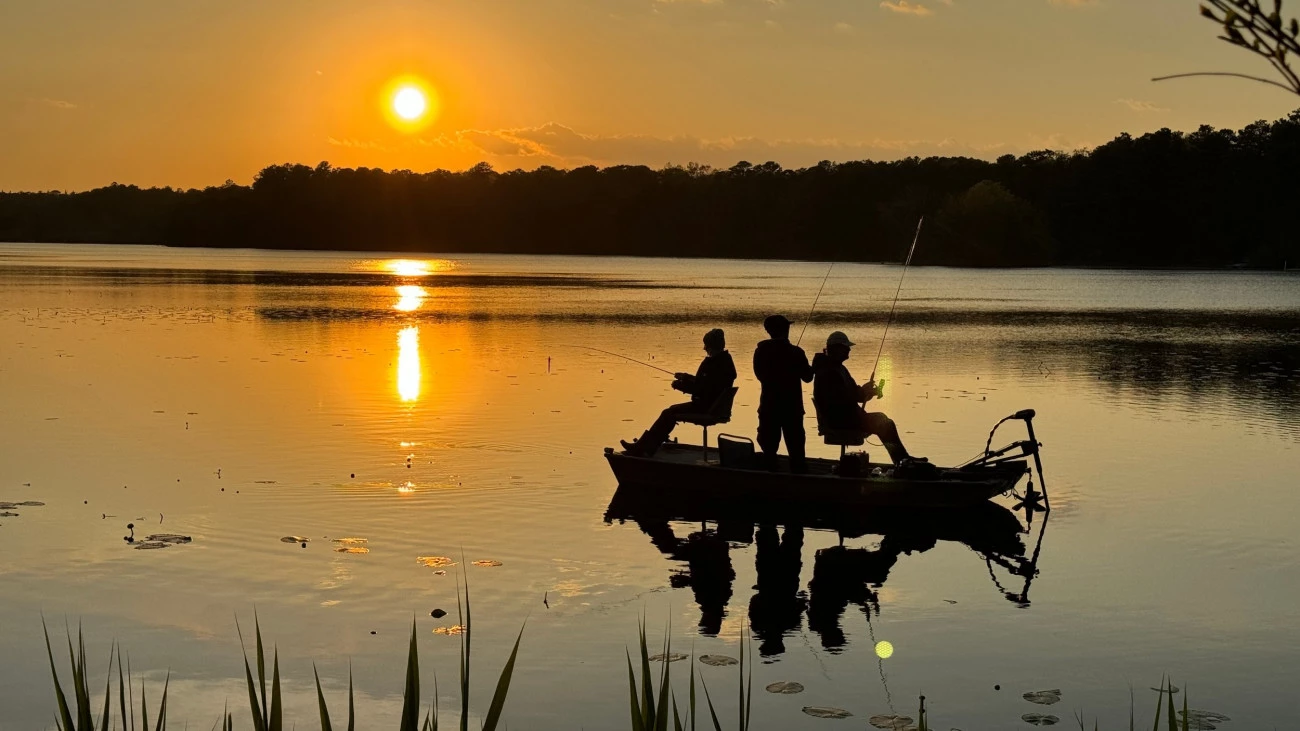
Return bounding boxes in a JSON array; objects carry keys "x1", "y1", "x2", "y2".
[
  {"x1": 1049, "y1": 0, "x2": 1098, "y2": 6},
  {"x1": 395, "y1": 123, "x2": 1044, "y2": 170},
  {"x1": 833, "y1": 21, "x2": 855, "y2": 33},
  {"x1": 1114, "y1": 98, "x2": 1168, "y2": 113},
  {"x1": 880, "y1": 1, "x2": 934, "y2": 16},
  {"x1": 39, "y1": 98, "x2": 77, "y2": 110}
]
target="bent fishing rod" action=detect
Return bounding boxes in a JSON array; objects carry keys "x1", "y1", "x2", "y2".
[
  {"x1": 562, "y1": 344, "x2": 676, "y2": 376},
  {"x1": 870, "y1": 216, "x2": 924, "y2": 383}
]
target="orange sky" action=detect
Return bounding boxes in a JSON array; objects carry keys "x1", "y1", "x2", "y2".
[{"x1": 1, "y1": 0, "x2": 1296, "y2": 191}]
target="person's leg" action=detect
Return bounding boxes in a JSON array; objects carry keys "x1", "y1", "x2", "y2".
[
  {"x1": 785, "y1": 415, "x2": 807, "y2": 473},
  {"x1": 862, "y1": 411, "x2": 910, "y2": 464},
  {"x1": 756, "y1": 413, "x2": 781, "y2": 471},
  {"x1": 629, "y1": 402, "x2": 693, "y2": 456}
]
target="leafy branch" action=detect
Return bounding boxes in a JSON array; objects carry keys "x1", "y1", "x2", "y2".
[{"x1": 1154, "y1": 0, "x2": 1300, "y2": 95}]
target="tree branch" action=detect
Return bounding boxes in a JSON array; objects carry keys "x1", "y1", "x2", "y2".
[{"x1": 1151, "y1": 70, "x2": 1299, "y2": 92}]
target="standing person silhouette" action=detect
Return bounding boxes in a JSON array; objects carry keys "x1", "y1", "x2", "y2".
[{"x1": 752, "y1": 315, "x2": 814, "y2": 473}]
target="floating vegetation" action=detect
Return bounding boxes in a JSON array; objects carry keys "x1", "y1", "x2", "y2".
[
  {"x1": 334, "y1": 546, "x2": 369, "y2": 554},
  {"x1": 431, "y1": 608, "x2": 447, "y2": 618},
  {"x1": 699, "y1": 654, "x2": 739, "y2": 667},
  {"x1": 281, "y1": 536, "x2": 310, "y2": 543},
  {"x1": 765, "y1": 681, "x2": 804, "y2": 694},
  {"x1": 134, "y1": 541, "x2": 171, "y2": 550},
  {"x1": 253, "y1": 480, "x2": 277, "y2": 484},
  {"x1": 648, "y1": 652, "x2": 688, "y2": 663},
  {"x1": 1023, "y1": 689, "x2": 1062, "y2": 705},
  {"x1": 433, "y1": 569, "x2": 447, "y2": 576},
  {"x1": 1021, "y1": 713, "x2": 1060, "y2": 726},
  {"x1": 1150, "y1": 685, "x2": 1181, "y2": 694},
  {"x1": 868, "y1": 714, "x2": 914, "y2": 730},
  {"x1": 432, "y1": 624, "x2": 465, "y2": 635},
  {"x1": 0, "y1": 511, "x2": 18, "y2": 518},
  {"x1": 417, "y1": 555, "x2": 455, "y2": 568},
  {"x1": 0, "y1": 501, "x2": 45, "y2": 508},
  {"x1": 472, "y1": 559, "x2": 503, "y2": 567},
  {"x1": 146, "y1": 534, "x2": 192, "y2": 544},
  {"x1": 1179, "y1": 710, "x2": 1231, "y2": 730},
  {"x1": 332, "y1": 537, "x2": 367, "y2": 546},
  {"x1": 802, "y1": 707, "x2": 853, "y2": 719}
]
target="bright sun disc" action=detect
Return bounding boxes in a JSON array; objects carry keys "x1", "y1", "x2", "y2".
[{"x1": 393, "y1": 86, "x2": 427, "y2": 121}]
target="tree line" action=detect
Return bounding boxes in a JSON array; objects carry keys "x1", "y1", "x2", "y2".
[{"x1": 2, "y1": 111, "x2": 1297, "y2": 267}]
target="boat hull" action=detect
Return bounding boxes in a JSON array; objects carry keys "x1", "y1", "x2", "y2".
[{"x1": 605, "y1": 443, "x2": 1026, "y2": 509}]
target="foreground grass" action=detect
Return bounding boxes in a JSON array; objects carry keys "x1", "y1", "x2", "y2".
[{"x1": 46, "y1": 607, "x2": 1203, "y2": 731}]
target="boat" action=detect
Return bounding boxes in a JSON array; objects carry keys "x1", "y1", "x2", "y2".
[{"x1": 605, "y1": 409, "x2": 1048, "y2": 510}]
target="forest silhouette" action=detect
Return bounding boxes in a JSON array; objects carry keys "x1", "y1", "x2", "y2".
[{"x1": 2, "y1": 112, "x2": 1297, "y2": 267}]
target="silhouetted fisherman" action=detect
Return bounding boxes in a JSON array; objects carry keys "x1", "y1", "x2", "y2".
[
  {"x1": 753, "y1": 315, "x2": 814, "y2": 472},
  {"x1": 812, "y1": 331, "x2": 924, "y2": 465},
  {"x1": 622, "y1": 328, "x2": 736, "y2": 457}
]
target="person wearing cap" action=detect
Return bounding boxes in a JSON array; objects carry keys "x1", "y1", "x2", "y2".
[
  {"x1": 753, "y1": 314, "x2": 815, "y2": 472},
  {"x1": 621, "y1": 328, "x2": 737, "y2": 457},
  {"x1": 812, "y1": 331, "x2": 923, "y2": 465}
]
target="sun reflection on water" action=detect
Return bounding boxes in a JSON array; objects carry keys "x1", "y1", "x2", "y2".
[
  {"x1": 397, "y1": 326, "x2": 421, "y2": 402},
  {"x1": 394, "y1": 285, "x2": 428, "y2": 312}
]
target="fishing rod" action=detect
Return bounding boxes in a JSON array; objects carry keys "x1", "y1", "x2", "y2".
[
  {"x1": 562, "y1": 345, "x2": 676, "y2": 376},
  {"x1": 870, "y1": 216, "x2": 924, "y2": 383},
  {"x1": 795, "y1": 263, "x2": 835, "y2": 347}
]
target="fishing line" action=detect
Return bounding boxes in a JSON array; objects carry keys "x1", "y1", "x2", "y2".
[
  {"x1": 870, "y1": 217, "x2": 924, "y2": 382},
  {"x1": 796, "y1": 262, "x2": 835, "y2": 347},
  {"x1": 560, "y1": 344, "x2": 676, "y2": 376}
]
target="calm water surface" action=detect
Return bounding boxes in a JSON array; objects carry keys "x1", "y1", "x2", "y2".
[{"x1": 2, "y1": 244, "x2": 1298, "y2": 730}]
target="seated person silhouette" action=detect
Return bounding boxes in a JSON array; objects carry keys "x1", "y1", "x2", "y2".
[
  {"x1": 811, "y1": 331, "x2": 924, "y2": 466},
  {"x1": 621, "y1": 328, "x2": 736, "y2": 457}
]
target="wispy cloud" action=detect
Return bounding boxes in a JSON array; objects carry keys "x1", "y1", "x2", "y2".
[
  {"x1": 880, "y1": 1, "x2": 934, "y2": 16},
  {"x1": 38, "y1": 98, "x2": 77, "y2": 110},
  {"x1": 833, "y1": 21, "x2": 855, "y2": 34},
  {"x1": 1114, "y1": 98, "x2": 1168, "y2": 113},
  {"x1": 1049, "y1": 0, "x2": 1098, "y2": 6}
]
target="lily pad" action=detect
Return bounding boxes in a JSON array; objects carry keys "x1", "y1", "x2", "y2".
[
  {"x1": 1150, "y1": 685, "x2": 1181, "y2": 694},
  {"x1": 432, "y1": 625, "x2": 465, "y2": 635},
  {"x1": 1178, "y1": 710, "x2": 1230, "y2": 730},
  {"x1": 145, "y1": 534, "x2": 191, "y2": 544},
  {"x1": 1023, "y1": 689, "x2": 1062, "y2": 706},
  {"x1": 1021, "y1": 714, "x2": 1059, "y2": 726},
  {"x1": 335, "y1": 546, "x2": 369, "y2": 554},
  {"x1": 649, "y1": 653, "x2": 689, "y2": 663},
  {"x1": 333, "y1": 537, "x2": 368, "y2": 545},
  {"x1": 417, "y1": 556, "x2": 455, "y2": 568},
  {"x1": 802, "y1": 707, "x2": 852, "y2": 719},
  {"x1": 281, "y1": 536, "x2": 310, "y2": 543},
  {"x1": 699, "y1": 654, "x2": 739, "y2": 666},
  {"x1": 868, "y1": 714, "x2": 914, "y2": 729},
  {"x1": 134, "y1": 541, "x2": 170, "y2": 550},
  {"x1": 0, "y1": 511, "x2": 18, "y2": 517},
  {"x1": 471, "y1": 559, "x2": 503, "y2": 567},
  {"x1": 765, "y1": 681, "x2": 804, "y2": 694}
]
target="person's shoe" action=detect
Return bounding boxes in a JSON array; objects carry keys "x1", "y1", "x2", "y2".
[{"x1": 620, "y1": 439, "x2": 642, "y2": 455}]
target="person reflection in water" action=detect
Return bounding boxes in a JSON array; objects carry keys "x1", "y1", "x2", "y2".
[
  {"x1": 807, "y1": 534, "x2": 936, "y2": 650},
  {"x1": 633, "y1": 517, "x2": 736, "y2": 635},
  {"x1": 747, "y1": 524, "x2": 806, "y2": 656},
  {"x1": 622, "y1": 328, "x2": 736, "y2": 457},
  {"x1": 753, "y1": 315, "x2": 814, "y2": 473},
  {"x1": 812, "y1": 331, "x2": 924, "y2": 466}
]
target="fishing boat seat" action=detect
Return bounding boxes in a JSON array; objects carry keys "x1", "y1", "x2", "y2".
[
  {"x1": 813, "y1": 397, "x2": 866, "y2": 457},
  {"x1": 677, "y1": 387, "x2": 739, "y2": 463}
]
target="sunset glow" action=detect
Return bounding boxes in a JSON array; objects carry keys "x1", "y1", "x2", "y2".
[{"x1": 381, "y1": 76, "x2": 438, "y2": 133}]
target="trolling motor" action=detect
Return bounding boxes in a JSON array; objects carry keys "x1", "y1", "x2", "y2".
[{"x1": 963, "y1": 408, "x2": 1050, "y2": 512}]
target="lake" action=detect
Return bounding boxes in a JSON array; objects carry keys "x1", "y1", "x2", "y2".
[{"x1": 1, "y1": 243, "x2": 1298, "y2": 730}]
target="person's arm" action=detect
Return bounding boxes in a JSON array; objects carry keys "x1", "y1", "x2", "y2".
[{"x1": 797, "y1": 347, "x2": 814, "y2": 383}]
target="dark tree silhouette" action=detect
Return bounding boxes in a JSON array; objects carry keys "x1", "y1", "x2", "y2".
[{"x1": 2, "y1": 113, "x2": 1298, "y2": 267}]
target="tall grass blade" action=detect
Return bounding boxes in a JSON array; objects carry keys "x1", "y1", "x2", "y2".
[
  {"x1": 1129, "y1": 687, "x2": 1135, "y2": 731},
  {"x1": 1181, "y1": 688, "x2": 1189, "y2": 731},
  {"x1": 42, "y1": 619, "x2": 75, "y2": 731},
  {"x1": 128, "y1": 657, "x2": 137, "y2": 731},
  {"x1": 99, "y1": 643, "x2": 116, "y2": 731},
  {"x1": 118, "y1": 651, "x2": 129, "y2": 731},
  {"x1": 698, "y1": 674, "x2": 723, "y2": 731},
  {"x1": 480, "y1": 624, "x2": 525, "y2": 731},
  {"x1": 638, "y1": 623, "x2": 654, "y2": 730},
  {"x1": 689, "y1": 651, "x2": 697, "y2": 731},
  {"x1": 1165, "y1": 679, "x2": 1176, "y2": 731},
  {"x1": 236, "y1": 618, "x2": 266, "y2": 731},
  {"x1": 348, "y1": 665, "x2": 356, "y2": 731},
  {"x1": 269, "y1": 650, "x2": 282, "y2": 731},
  {"x1": 626, "y1": 652, "x2": 645, "y2": 731},
  {"x1": 654, "y1": 630, "x2": 671, "y2": 731},
  {"x1": 313, "y1": 664, "x2": 333, "y2": 731},
  {"x1": 672, "y1": 693, "x2": 684, "y2": 731},
  {"x1": 255, "y1": 617, "x2": 269, "y2": 731},
  {"x1": 154, "y1": 671, "x2": 170, "y2": 731},
  {"x1": 142, "y1": 673, "x2": 149, "y2": 731},
  {"x1": 1150, "y1": 677, "x2": 1163, "y2": 731},
  {"x1": 401, "y1": 619, "x2": 421, "y2": 731},
  {"x1": 70, "y1": 624, "x2": 93, "y2": 731},
  {"x1": 457, "y1": 577, "x2": 469, "y2": 731}
]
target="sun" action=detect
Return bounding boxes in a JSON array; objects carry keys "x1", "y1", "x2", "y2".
[
  {"x1": 381, "y1": 76, "x2": 439, "y2": 132},
  {"x1": 393, "y1": 86, "x2": 427, "y2": 121}
]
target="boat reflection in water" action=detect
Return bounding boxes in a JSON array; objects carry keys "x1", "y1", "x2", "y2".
[{"x1": 605, "y1": 483, "x2": 1047, "y2": 657}]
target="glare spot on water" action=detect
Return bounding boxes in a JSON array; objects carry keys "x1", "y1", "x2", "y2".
[
  {"x1": 397, "y1": 326, "x2": 421, "y2": 402},
  {"x1": 393, "y1": 285, "x2": 427, "y2": 312}
]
